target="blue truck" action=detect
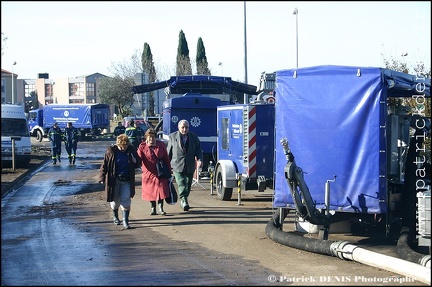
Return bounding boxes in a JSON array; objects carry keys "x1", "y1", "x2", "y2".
[
  {"x1": 28, "y1": 103, "x2": 111, "y2": 142},
  {"x1": 208, "y1": 72, "x2": 277, "y2": 200},
  {"x1": 213, "y1": 101, "x2": 275, "y2": 200},
  {"x1": 132, "y1": 75, "x2": 259, "y2": 172},
  {"x1": 162, "y1": 93, "x2": 227, "y2": 170}
]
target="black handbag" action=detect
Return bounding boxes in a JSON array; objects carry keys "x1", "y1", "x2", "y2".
[
  {"x1": 151, "y1": 148, "x2": 171, "y2": 178},
  {"x1": 156, "y1": 159, "x2": 172, "y2": 178},
  {"x1": 165, "y1": 177, "x2": 178, "y2": 205}
]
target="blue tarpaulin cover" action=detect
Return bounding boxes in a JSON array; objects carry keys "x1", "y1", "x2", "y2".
[{"x1": 273, "y1": 65, "x2": 430, "y2": 214}]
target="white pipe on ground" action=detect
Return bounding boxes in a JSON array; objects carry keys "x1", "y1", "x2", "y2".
[{"x1": 331, "y1": 241, "x2": 431, "y2": 285}]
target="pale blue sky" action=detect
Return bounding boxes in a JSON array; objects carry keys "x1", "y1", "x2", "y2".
[{"x1": 2, "y1": 1, "x2": 430, "y2": 87}]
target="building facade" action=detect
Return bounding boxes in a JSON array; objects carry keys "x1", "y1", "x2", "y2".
[
  {"x1": 1, "y1": 71, "x2": 164, "y2": 118},
  {"x1": 1, "y1": 72, "x2": 109, "y2": 112},
  {"x1": 1, "y1": 69, "x2": 17, "y2": 105}
]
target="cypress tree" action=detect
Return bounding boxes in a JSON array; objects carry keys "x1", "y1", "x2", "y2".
[
  {"x1": 141, "y1": 42, "x2": 157, "y2": 115},
  {"x1": 176, "y1": 30, "x2": 192, "y2": 75},
  {"x1": 196, "y1": 37, "x2": 211, "y2": 75}
]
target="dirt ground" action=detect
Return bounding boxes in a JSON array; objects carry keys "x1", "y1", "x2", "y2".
[
  {"x1": 2, "y1": 137, "x2": 430, "y2": 286},
  {"x1": 1, "y1": 144, "x2": 52, "y2": 196}
]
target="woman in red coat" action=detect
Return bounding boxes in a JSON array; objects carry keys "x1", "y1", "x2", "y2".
[{"x1": 137, "y1": 128, "x2": 172, "y2": 215}]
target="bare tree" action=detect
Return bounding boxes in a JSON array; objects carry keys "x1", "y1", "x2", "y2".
[
  {"x1": 108, "y1": 49, "x2": 143, "y2": 78},
  {"x1": 98, "y1": 50, "x2": 144, "y2": 117}
]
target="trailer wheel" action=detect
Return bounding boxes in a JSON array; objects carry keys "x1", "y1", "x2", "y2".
[
  {"x1": 216, "y1": 167, "x2": 233, "y2": 201},
  {"x1": 36, "y1": 130, "x2": 43, "y2": 142}
]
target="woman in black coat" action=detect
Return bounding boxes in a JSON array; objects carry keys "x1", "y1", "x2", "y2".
[{"x1": 99, "y1": 134, "x2": 140, "y2": 229}]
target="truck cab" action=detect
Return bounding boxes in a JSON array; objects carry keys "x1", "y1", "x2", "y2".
[
  {"x1": 28, "y1": 109, "x2": 45, "y2": 141},
  {"x1": 1, "y1": 104, "x2": 32, "y2": 166}
]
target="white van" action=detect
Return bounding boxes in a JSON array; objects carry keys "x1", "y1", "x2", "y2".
[{"x1": 1, "y1": 104, "x2": 32, "y2": 165}]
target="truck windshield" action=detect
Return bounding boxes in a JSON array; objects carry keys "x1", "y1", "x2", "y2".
[
  {"x1": 1, "y1": 118, "x2": 29, "y2": 137},
  {"x1": 28, "y1": 112, "x2": 37, "y2": 121}
]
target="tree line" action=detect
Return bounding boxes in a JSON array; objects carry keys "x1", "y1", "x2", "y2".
[{"x1": 98, "y1": 29, "x2": 211, "y2": 117}]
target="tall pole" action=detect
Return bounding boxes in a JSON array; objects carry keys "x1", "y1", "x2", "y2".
[
  {"x1": 218, "y1": 62, "x2": 223, "y2": 76},
  {"x1": 12, "y1": 61, "x2": 17, "y2": 104},
  {"x1": 243, "y1": 1, "x2": 248, "y2": 104},
  {"x1": 293, "y1": 8, "x2": 298, "y2": 68},
  {"x1": 401, "y1": 52, "x2": 408, "y2": 73}
]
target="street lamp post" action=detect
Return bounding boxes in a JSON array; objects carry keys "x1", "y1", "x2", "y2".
[
  {"x1": 293, "y1": 8, "x2": 298, "y2": 68},
  {"x1": 401, "y1": 52, "x2": 409, "y2": 73},
  {"x1": 218, "y1": 62, "x2": 223, "y2": 76},
  {"x1": 12, "y1": 61, "x2": 17, "y2": 104},
  {"x1": 243, "y1": 0, "x2": 248, "y2": 104}
]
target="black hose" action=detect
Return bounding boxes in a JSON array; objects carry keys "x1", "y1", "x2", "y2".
[
  {"x1": 267, "y1": 209, "x2": 430, "y2": 267},
  {"x1": 396, "y1": 120, "x2": 431, "y2": 266},
  {"x1": 266, "y1": 208, "x2": 335, "y2": 256},
  {"x1": 397, "y1": 226, "x2": 430, "y2": 266}
]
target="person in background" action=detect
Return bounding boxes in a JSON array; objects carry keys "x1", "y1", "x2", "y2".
[
  {"x1": 98, "y1": 134, "x2": 141, "y2": 229},
  {"x1": 135, "y1": 121, "x2": 146, "y2": 142},
  {"x1": 113, "y1": 121, "x2": 126, "y2": 137},
  {"x1": 125, "y1": 119, "x2": 141, "y2": 150},
  {"x1": 167, "y1": 119, "x2": 203, "y2": 211},
  {"x1": 137, "y1": 128, "x2": 171, "y2": 216},
  {"x1": 64, "y1": 122, "x2": 80, "y2": 164},
  {"x1": 48, "y1": 122, "x2": 63, "y2": 164}
]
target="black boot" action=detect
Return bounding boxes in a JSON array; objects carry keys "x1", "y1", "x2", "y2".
[
  {"x1": 72, "y1": 156, "x2": 76, "y2": 164},
  {"x1": 112, "y1": 209, "x2": 121, "y2": 225},
  {"x1": 181, "y1": 197, "x2": 190, "y2": 211},
  {"x1": 122, "y1": 210, "x2": 130, "y2": 229},
  {"x1": 150, "y1": 201, "x2": 156, "y2": 215},
  {"x1": 158, "y1": 200, "x2": 166, "y2": 215}
]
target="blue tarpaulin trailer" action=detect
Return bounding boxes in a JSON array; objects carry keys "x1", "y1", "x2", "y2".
[{"x1": 273, "y1": 65, "x2": 430, "y2": 217}]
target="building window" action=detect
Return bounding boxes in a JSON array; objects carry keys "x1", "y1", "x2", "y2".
[
  {"x1": 1, "y1": 78, "x2": 5, "y2": 94},
  {"x1": 69, "y1": 82, "x2": 85, "y2": 97},
  {"x1": 86, "y1": 82, "x2": 95, "y2": 97},
  {"x1": 24, "y1": 83, "x2": 36, "y2": 99},
  {"x1": 45, "y1": 84, "x2": 54, "y2": 104},
  {"x1": 1, "y1": 78, "x2": 5, "y2": 103},
  {"x1": 45, "y1": 84, "x2": 53, "y2": 97}
]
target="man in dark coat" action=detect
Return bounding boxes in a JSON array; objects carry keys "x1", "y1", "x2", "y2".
[
  {"x1": 167, "y1": 119, "x2": 203, "y2": 211},
  {"x1": 113, "y1": 121, "x2": 126, "y2": 137},
  {"x1": 64, "y1": 122, "x2": 80, "y2": 164},
  {"x1": 125, "y1": 120, "x2": 141, "y2": 150},
  {"x1": 48, "y1": 122, "x2": 63, "y2": 164}
]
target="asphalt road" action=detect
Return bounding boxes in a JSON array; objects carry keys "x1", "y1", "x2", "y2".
[{"x1": 1, "y1": 139, "x2": 430, "y2": 286}]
